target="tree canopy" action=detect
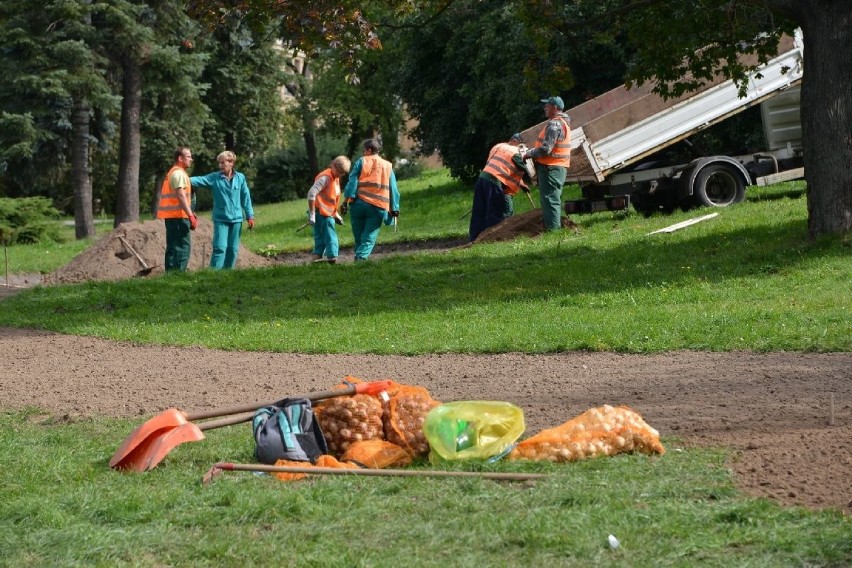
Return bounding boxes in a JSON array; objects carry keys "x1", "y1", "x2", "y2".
[{"x1": 2, "y1": 0, "x2": 848, "y2": 238}]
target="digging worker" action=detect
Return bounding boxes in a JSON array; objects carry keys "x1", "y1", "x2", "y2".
[
  {"x1": 469, "y1": 133, "x2": 533, "y2": 242},
  {"x1": 307, "y1": 155, "x2": 351, "y2": 264},
  {"x1": 522, "y1": 96, "x2": 571, "y2": 231},
  {"x1": 341, "y1": 138, "x2": 400, "y2": 261},
  {"x1": 189, "y1": 151, "x2": 255, "y2": 270},
  {"x1": 157, "y1": 147, "x2": 197, "y2": 272}
]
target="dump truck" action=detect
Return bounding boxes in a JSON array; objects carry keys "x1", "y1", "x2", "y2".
[{"x1": 520, "y1": 30, "x2": 805, "y2": 215}]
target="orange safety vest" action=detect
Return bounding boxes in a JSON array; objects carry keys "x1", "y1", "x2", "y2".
[
  {"x1": 313, "y1": 168, "x2": 340, "y2": 217},
  {"x1": 533, "y1": 116, "x2": 571, "y2": 167},
  {"x1": 356, "y1": 154, "x2": 392, "y2": 210},
  {"x1": 156, "y1": 165, "x2": 191, "y2": 219},
  {"x1": 482, "y1": 143, "x2": 526, "y2": 196}
]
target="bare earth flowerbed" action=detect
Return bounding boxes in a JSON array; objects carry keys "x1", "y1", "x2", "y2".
[
  {"x1": 1, "y1": 216, "x2": 850, "y2": 515},
  {"x1": 2, "y1": 327, "x2": 849, "y2": 514}
]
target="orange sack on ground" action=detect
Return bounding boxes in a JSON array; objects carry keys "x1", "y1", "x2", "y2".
[
  {"x1": 382, "y1": 383, "x2": 441, "y2": 457},
  {"x1": 507, "y1": 404, "x2": 664, "y2": 462},
  {"x1": 272, "y1": 456, "x2": 359, "y2": 482},
  {"x1": 314, "y1": 377, "x2": 385, "y2": 457},
  {"x1": 341, "y1": 440, "x2": 413, "y2": 469}
]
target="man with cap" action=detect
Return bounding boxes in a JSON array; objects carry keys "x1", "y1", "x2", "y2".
[
  {"x1": 469, "y1": 133, "x2": 533, "y2": 241},
  {"x1": 523, "y1": 96, "x2": 571, "y2": 231}
]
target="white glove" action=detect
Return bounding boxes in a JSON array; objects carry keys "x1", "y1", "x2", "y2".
[{"x1": 308, "y1": 212, "x2": 316, "y2": 225}]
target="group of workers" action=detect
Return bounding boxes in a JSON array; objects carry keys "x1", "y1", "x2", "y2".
[
  {"x1": 155, "y1": 95, "x2": 569, "y2": 271},
  {"x1": 156, "y1": 138, "x2": 399, "y2": 271},
  {"x1": 469, "y1": 95, "x2": 572, "y2": 241}
]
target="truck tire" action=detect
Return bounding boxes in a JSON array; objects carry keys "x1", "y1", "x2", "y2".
[{"x1": 693, "y1": 164, "x2": 746, "y2": 207}]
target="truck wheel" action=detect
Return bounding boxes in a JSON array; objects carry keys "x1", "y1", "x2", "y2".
[{"x1": 693, "y1": 164, "x2": 746, "y2": 207}]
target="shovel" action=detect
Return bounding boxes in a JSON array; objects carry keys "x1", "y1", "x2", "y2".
[
  {"x1": 118, "y1": 235, "x2": 156, "y2": 276},
  {"x1": 110, "y1": 380, "x2": 393, "y2": 472}
]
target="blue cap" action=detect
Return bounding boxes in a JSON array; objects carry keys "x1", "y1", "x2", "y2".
[
  {"x1": 510, "y1": 133, "x2": 522, "y2": 141},
  {"x1": 540, "y1": 96, "x2": 564, "y2": 110}
]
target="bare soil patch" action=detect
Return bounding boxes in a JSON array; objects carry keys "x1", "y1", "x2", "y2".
[
  {"x1": 1, "y1": 215, "x2": 850, "y2": 515},
  {"x1": 1, "y1": 327, "x2": 849, "y2": 515}
]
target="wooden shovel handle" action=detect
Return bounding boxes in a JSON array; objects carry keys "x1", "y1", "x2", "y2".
[
  {"x1": 185, "y1": 380, "x2": 393, "y2": 422},
  {"x1": 117, "y1": 235, "x2": 150, "y2": 269},
  {"x1": 208, "y1": 462, "x2": 547, "y2": 482}
]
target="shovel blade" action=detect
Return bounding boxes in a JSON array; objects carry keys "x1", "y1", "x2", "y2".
[
  {"x1": 142, "y1": 422, "x2": 207, "y2": 471},
  {"x1": 109, "y1": 408, "x2": 189, "y2": 469}
]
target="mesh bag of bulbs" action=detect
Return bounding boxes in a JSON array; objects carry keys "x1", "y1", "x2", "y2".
[
  {"x1": 507, "y1": 404, "x2": 664, "y2": 462},
  {"x1": 310, "y1": 376, "x2": 440, "y2": 467}
]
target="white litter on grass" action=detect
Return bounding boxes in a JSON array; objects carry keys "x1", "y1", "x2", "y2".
[
  {"x1": 648, "y1": 212, "x2": 719, "y2": 235},
  {"x1": 608, "y1": 534, "x2": 620, "y2": 549}
]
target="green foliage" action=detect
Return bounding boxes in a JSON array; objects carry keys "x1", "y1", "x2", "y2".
[
  {"x1": 134, "y1": 3, "x2": 216, "y2": 216},
  {"x1": 0, "y1": 0, "x2": 117, "y2": 200},
  {"x1": 193, "y1": 17, "x2": 288, "y2": 180},
  {"x1": 252, "y1": 134, "x2": 349, "y2": 203},
  {"x1": 1, "y1": 411, "x2": 850, "y2": 565},
  {"x1": 394, "y1": 156, "x2": 424, "y2": 181},
  {"x1": 307, "y1": 47, "x2": 405, "y2": 160},
  {"x1": 389, "y1": 0, "x2": 632, "y2": 183},
  {"x1": 0, "y1": 197, "x2": 62, "y2": 245}
]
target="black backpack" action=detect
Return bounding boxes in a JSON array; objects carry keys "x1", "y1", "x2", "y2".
[{"x1": 252, "y1": 398, "x2": 328, "y2": 465}]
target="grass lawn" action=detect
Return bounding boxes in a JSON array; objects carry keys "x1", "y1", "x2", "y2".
[
  {"x1": 1, "y1": 173, "x2": 848, "y2": 353},
  {"x1": 1, "y1": 410, "x2": 850, "y2": 567},
  {"x1": 1, "y1": 171, "x2": 850, "y2": 565}
]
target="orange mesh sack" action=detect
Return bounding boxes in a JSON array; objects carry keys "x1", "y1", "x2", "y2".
[
  {"x1": 382, "y1": 383, "x2": 441, "y2": 457},
  {"x1": 508, "y1": 405, "x2": 664, "y2": 462},
  {"x1": 273, "y1": 456, "x2": 359, "y2": 482},
  {"x1": 341, "y1": 440, "x2": 413, "y2": 469},
  {"x1": 314, "y1": 378, "x2": 385, "y2": 457}
]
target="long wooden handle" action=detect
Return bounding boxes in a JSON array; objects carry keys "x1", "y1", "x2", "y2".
[
  {"x1": 185, "y1": 386, "x2": 357, "y2": 421},
  {"x1": 208, "y1": 462, "x2": 547, "y2": 482},
  {"x1": 185, "y1": 380, "x2": 393, "y2": 423},
  {"x1": 117, "y1": 235, "x2": 150, "y2": 269}
]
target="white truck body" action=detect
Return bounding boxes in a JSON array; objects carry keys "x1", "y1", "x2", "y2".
[{"x1": 520, "y1": 30, "x2": 805, "y2": 213}]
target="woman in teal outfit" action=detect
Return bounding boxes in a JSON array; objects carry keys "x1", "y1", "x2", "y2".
[{"x1": 190, "y1": 151, "x2": 255, "y2": 269}]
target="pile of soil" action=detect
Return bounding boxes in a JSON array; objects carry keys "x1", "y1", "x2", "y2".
[
  {"x1": 30, "y1": 209, "x2": 560, "y2": 279},
  {"x1": 43, "y1": 219, "x2": 272, "y2": 284},
  {"x1": 469, "y1": 209, "x2": 578, "y2": 244}
]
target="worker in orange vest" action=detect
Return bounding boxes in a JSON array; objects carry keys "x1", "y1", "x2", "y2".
[
  {"x1": 156, "y1": 147, "x2": 198, "y2": 271},
  {"x1": 469, "y1": 133, "x2": 533, "y2": 241},
  {"x1": 522, "y1": 96, "x2": 571, "y2": 231},
  {"x1": 307, "y1": 155, "x2": 351, "y2": 264},
  {"x1": 340, "y1": 139, "x2": 400, "y2": 261}
]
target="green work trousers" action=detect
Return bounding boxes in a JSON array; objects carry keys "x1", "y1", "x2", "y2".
[
  {"x1": 210, "y1": 220, "x2": 242, "y2": 269},
  {"x1": 349, "y1": 198, "x2": 387, "y2": 260},
  {"x1": 312, "y1": 215, "x2": 339, "y2": 259},
  {"x1": 164, "y1": 218, "x2": 191, "y2": 272},
  {"x1": 535, "y1": 164, "x2": 567, "y2": 231}
]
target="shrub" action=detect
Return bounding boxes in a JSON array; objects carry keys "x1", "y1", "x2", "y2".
[
  {"x1": 253, "y1": 135, "x2": 349, "y2": 204},
  {"x1": 394, "y1": 156, "x2": 423, "y2": 181},
  {"x1": 0, "y1": 197, "x2": 62, "y2": 244}
]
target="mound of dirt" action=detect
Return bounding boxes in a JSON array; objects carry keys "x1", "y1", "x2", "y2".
[
  {"x1": 34, "y1": 210, "x2": 570, "y2": 283},
  {"x1": 470, "y1": 209, "x2": 578, "y2": 244},
  {"x1": 44, "y1": 219, "x2": 271, "y2": 284}
]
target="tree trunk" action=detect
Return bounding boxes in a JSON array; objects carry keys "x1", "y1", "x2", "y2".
[
  {"x1": 797, "y1": 2, "x2": 852, "y2": 236},
  {"x1": 71, "y1": 98, "x2": 95, "y2": 240},
  {"x1": 303, "y1": 121, "x2": 319, "y2": 176},
  {"x1": 114, "y1": 53, "x2": 142, "y2": 227}
]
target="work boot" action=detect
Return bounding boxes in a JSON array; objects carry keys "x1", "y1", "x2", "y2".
[
  {"x1": 327, "y1": 257, "x2": 337, "y2": 264},
  {"x1": 310, "y1": 254, "x2": 322, "y2": 261}
]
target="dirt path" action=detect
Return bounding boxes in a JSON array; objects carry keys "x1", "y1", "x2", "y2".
[{"x1": 2, "y1": 325, "x2": 849, "y2": 514}]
